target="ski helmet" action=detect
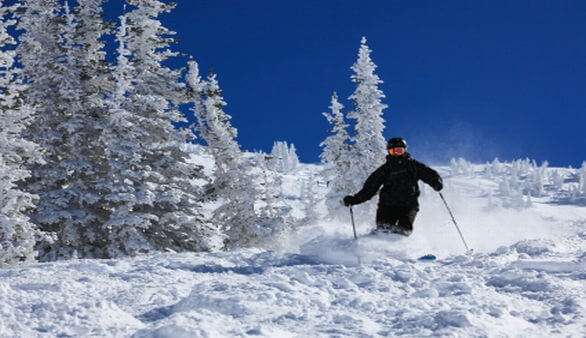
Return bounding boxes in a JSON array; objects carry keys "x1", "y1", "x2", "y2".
[{"x1": 387, "y1": 137, "x2": 407, "y2": 149}]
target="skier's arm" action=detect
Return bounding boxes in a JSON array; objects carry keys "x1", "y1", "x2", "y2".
[
  {"x1": 349, "y1": 165, "x2": 386, "y2": 205},
  {"x1": 414, "y1": 161, "x2": 443, "y2": 191}
]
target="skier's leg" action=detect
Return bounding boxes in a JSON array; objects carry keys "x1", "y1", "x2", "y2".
[
  {"x1": 376, "y1": 206, "x2": 400, "y2": 232},
  {"x1": 396, "y1": 208, "x2": 418, "y2": 236}
]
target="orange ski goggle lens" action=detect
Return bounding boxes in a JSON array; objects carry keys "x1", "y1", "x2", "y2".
[{"x1": 389, "y1": 147, "x2": 406, "y2": 155}]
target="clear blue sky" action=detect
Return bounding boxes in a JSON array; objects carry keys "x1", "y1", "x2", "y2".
[{"x1": 105, "y1": 1, "x2": 586, "y2": 167}]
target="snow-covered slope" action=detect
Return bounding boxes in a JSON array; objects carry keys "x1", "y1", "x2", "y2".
[{"x1": 1, "y1": 163, "x2": 585, "y2": 337}]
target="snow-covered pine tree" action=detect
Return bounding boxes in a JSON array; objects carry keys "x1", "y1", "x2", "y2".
[
  {"x1": 270, "y1": 141, "x2": 298, "y2": 173},
  {"x1": 186, "y1": 60, "x2": 258, "y2": 249},
  {"x1": 486, "y1": 158, "x2": 505, "y2": 178},
  {"x1": 51, "y1": 0, "x2": 113, "y2": 258},
  {"x1": 528, "y1": 161, "x2": 548, "y2": 197},
  {"x1": 320, "y1": 92, "x2": 354, "y2": 216},
  {"x1": 68, "y1": 0, "x2": 111, "y2": 189},
  {"x1": 16, "y1": 0, "x2": 113, "y2": 259},
  {"x1": 98, "y1": 12, "x2": 153, "y2": 256},
  {"x1": 580, "y1": 162, "x2": 586, "y2": 196},
  {"x1": 450, "y1": 158, "x2": 474, "y2": 176},
  {"x1": 97, "y1": 2, "x2": 213, "y2": 256},
  {"x1": 347, "y1": 37, "x2": 388, "y2": 187},
  {"x1": 550, "y1": 169, "x2": 565, "y2": 192},
  {"x1": 256, "y1": 154, "x2": 295, "y2": 243},
  {"x1": 0, "y1": 2, "x2": 43, "y2": 265},
  {"x1": 270, "y1": 142, "x2": 286, "y2": 172},
  {"x1": 18, "y1": 0, "x2": 122, "y2": 260},
  {"x1": 287, "y1": 144, "x2": 299, "y2": 172},
  {"x1": 300, "y1": 175, "x2": 319, "y2": 225}
]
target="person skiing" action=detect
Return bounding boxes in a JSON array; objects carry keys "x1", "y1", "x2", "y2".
[{"x1": 343, "y1": 137, "x2": 443, "y2": 236}]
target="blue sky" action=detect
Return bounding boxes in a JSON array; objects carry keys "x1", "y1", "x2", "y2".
[{"x1": 105, "y1": 1, "x2": 586, "y2": 167}]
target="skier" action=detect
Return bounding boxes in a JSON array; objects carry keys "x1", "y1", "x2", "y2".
[{"x1": 343, "y1": 137, "x2": 443, "y2": 236}]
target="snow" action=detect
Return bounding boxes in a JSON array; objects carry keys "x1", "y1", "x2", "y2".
[{"x1": 1, "y1": 163, "x2": 585, "y2": 337}]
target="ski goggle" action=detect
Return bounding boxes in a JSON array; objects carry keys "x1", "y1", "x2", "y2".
[{"x1": 388, "y1": 147, "x2": 406, "y2": 155}]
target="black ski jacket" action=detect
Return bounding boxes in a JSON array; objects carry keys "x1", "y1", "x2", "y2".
[{"x1": 351, "y1": 153, "x2": 443, "y2": 209}]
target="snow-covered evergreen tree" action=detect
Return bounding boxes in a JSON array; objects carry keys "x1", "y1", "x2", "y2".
[
  {"x1": 580, "y1": 162, "x2": 586, "y2": 196},
  {"x1": 347, "y1": 37, "x2": 388, "y2": 185},
  {"x1": 256, "y1": 154, "x2": 295, "y2": 242},
  {"x1": 98, "y1": 12, "x2": 153, "y2": 256},
  {"x1": 187, "y1": 60, "x2": 257, "y2": 249},
  {"x1": 69, "y1": 0, "x2": 111, "y2": 185},
  {"x1": 320, "y1": 92, "x2": 354, "y2": 216},
  {"x1": 16, "y1": 0, "x2": 62, "y2": 247},
  {"x1": 550, "y1": 170, "x2": 565, "y2": 192},
  {"x1": 270, "y1": 142, "x2": 287, "y2": 172},
  {"x1": 0, "y1": 2, "x2": 43, "y2": 265},
  {"x1": 270, "y1": 141, "x2": 299, "y2": 173},
  {"x1": 300, "y1": 175, "x2": 319, "y2": 225},
  {"x1": 97, "y1": 2, "x2": 213, "y2": 257},
  {"x1": 16, "y1": 0, "x2": 113, "y2": 259},
  {"x1": 287, "y1": 144, "x2": 299, "y2": 172},
  {"x1": 450, "y1": 158, "x2": 474, "y2": 176},
  {"x1": 528, "y1": 161, "x2": 548, "y2": 197},
  {"x1": 17, "y1": 0, "x2": 125, "y2": 259},
  {"x1": 485, "y1": 158, "x2": 505, "y2": 178},
  {"x1": 320, "y1": 93, "x2": 348, "y2": 164}
]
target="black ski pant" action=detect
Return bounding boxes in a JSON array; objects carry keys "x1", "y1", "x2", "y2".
[{"x1": 376, "y1": 206, "x2": 418, "y2": 236}]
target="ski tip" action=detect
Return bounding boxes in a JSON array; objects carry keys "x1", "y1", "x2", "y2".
[{"x1": 418, "y1": 254, "x2": 437, "y2": 261}]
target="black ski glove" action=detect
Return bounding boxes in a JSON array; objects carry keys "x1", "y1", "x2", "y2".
[
  {"x1": 432, "y1": 181, "x2": 443, "y2": 192},
  {"x1": 343, "y1": 195, "x2": 356, "y2": 207}
]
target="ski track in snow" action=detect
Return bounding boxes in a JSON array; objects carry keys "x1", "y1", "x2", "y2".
[{"x1": 1, "y1": 167, "x2": 585, "y2": 337}]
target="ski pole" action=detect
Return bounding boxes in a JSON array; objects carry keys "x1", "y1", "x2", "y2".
[
  {"x1": 349, "y1": 206, "x2": 358, "y2": 240},
  {"x1": 439, "y1": 192, "x2": 471, "y2": 252},
  {"x1": 349, "y1": 206, "x2": 362, "y2": 265}
]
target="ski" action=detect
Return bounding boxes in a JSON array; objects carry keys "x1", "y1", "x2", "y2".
[{"x1": 418, "y1": 254, "x2": 437, "y2": 261}]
